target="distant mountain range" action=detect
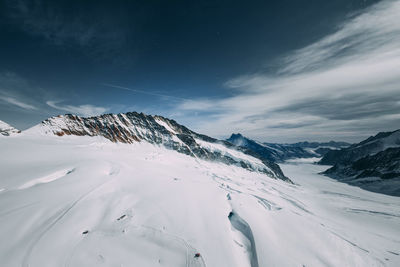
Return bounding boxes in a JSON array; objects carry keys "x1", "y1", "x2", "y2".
[
  {"x1": 320, "y1": 129, "x2": 400, "y2": 196},
  {"x1": 226, "y1": 133, "x2": 349, "y2": 162},
  {"x1": 227, "y1": 132, "x2": 400, "y2": 196},
  {"x1": 4, "y1": 113, "x2": 290, "y2": 182}
]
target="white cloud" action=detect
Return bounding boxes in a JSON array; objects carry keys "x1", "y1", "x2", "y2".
[
  {"x1": 46, "y1": 101, "x2": 108, "y2": 117},
  {"x1": 176, "y1": 0, "x2": 400, "y2": 142},
  {"x1": 0, "y1": 95, "x2": 37, "y2": 110}
]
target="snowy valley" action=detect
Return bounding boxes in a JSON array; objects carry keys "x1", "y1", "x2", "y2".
[{"x1": 0, "y1": 114, "x2": 399, "y2": 267}]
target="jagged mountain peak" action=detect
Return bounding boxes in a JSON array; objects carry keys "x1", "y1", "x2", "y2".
[
  {"x1": 0, "y1": 120, "x2": 20, "y2": 136},
  {"x1": 27, "y1": 112, "x2": 290, "y2": 182},
  {"x1": 227, "y1": 133, "x2": 250, "y2": 147},
  {"x1": 229, "y1": 133, "x2": 245, "y2": 138}
]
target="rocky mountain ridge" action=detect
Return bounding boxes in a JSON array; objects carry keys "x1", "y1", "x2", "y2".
[
  {"x1": 26, "y1": 112, "x2": 290, "y2": 182},
  {"x1": 320, "y1": 129, "x2": 400, "y2": 196},
  {"x1": 320, "y1": 130, "x2": 400, "y2": 165}
]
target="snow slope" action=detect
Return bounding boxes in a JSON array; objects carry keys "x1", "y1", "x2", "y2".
[
  {"x1": 0, "y1": 134, "x2": 399, "y2": 266},
  {"x1": 0, "y1": 120, "x2": 20, "y2": 136}
]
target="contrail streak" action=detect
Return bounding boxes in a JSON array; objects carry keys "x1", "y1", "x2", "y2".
[{"x1": 101, "y1": 83, "x2": 188, "y2": 101}]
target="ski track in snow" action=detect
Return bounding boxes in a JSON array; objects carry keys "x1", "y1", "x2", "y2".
[
  {"x1": 0, "y1": 136, "x2": 399, "y2": 266},
  {"x1": 65, "y1": 224, "x2": 206, "y2": 267},
  {"x1": 138, "y1": 225, "x2": 207, "y2": 267},
  {"x1": 0, "y1": 202, "x2": 38, "y2": 218},
  {"x1": 344, "y1": 208, "x2": 400, "y2": 218}
]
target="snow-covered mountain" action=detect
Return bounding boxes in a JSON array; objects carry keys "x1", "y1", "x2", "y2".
[
  {"x1": 320, "y1": 129, "x2": 400, "y2": 165},
  {"x1": 320, "y1": 129, "x2": 400, "y2": 196},
  {"x1": 227, "y1": 133, "x2": 349, "y2": 162},
  {"x1": 25, "y1": 113, "x2": 289, "y2": 182},
  {"x1": 0, "y1": 120, "x2": 20, "y2": 136}
]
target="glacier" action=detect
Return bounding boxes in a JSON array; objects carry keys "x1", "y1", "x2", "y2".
[{"x1": 0, "y1": 131, "x2": 399, "y2": 266}]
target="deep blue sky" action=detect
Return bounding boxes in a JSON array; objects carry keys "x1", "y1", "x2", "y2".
[{"x1": 1, "y1": 0, "x2": 399, "y2": 142}]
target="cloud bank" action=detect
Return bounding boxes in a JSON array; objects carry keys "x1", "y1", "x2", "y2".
[{"x1": 177, "y1": 0, "x2": 400, "y2": 142}]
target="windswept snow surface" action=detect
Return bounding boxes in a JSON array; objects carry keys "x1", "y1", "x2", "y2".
[
  {"x1": 0, "y1": 134, "x2": 399, "y2": 266},
  {"x1": 18, "y1": 168, "x2": 75, "y2": 190}
]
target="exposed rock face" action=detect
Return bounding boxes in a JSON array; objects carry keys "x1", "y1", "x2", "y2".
[
  {"x1": 320, "y1": 129, "x2": 400, "y2": 196},
  {"x1": 32, "y1": 112, "x2": 290, "y2": 182},
  {"x1": 325, "y1": 147, "x2": 400, "y2": 178},
  {"x1": 0, "y1": 120, "x2": 20, "y2": 136},
  {"x1": 227, "y1": 133, "x2": 349, "y2": 162}
]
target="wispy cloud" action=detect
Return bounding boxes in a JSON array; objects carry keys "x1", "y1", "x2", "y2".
[
  {"x1": 0, "y1": 72, "x2": 40, "y2": 111},
  {"x1": 0, "y1": 95, "x2": 37, "y2": 110},
  {"x1": 279, "y1": 0, "x2": 400, "y2": 75},
  {"x1": 176, "y1": 0, "x2": 400, "y2": 142},
  {"x1": 46, "y1": 101, "x2": 109, "y2": 117},
  {"x1": 0, "y1": 71, "x2": 110, "y2": 128}
]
